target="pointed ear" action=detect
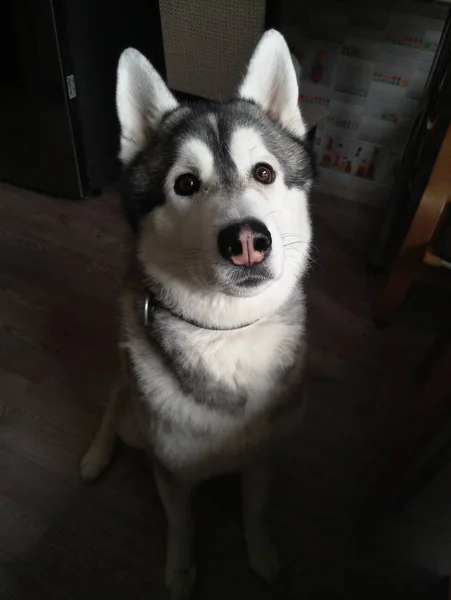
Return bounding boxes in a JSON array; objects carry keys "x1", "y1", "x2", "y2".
[
  {"x1": 238, "y1": 30, "x2": 306, "y2": 137},
  {"x1": 116, "y1": 48, "x2": 178, "y2": 163}
]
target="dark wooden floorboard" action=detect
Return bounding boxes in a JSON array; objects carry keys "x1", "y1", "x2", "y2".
[{"x1": 0, "y1": 181, "x2": 443, "y2": 598}]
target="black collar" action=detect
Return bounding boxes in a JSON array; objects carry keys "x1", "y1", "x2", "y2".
[{"x1": 143, "y1": 290, "x2": 261, "y2": 331}]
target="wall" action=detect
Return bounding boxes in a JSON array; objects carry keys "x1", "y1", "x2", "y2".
[
  {"x1": 159, "y1": 0, "x2": 265, "y2": 100},
  {"x1": 280, "y1": 0, "x2": 449, "y2": 205}
]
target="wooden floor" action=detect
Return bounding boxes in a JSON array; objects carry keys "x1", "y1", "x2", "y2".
[{"x1": 0, "y1": 181, "x2": 444, "y2": 599}]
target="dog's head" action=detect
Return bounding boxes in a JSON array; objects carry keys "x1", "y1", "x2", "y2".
[{"x1": 117, "y1": 30, "x2": 315, "y2": 302}]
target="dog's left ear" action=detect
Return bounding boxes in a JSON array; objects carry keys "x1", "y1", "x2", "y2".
[{"x1": 238, "y1": 30, "x2": 306, "y2": 138}]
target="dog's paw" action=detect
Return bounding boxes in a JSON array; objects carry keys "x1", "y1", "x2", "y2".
[
  {"x1": 79, "y1": 440, "x2": 111, "y2": 483},
  {"x1": 165, "y1": 566, "x2": 196, "y2": 600},
  {"x1": 246, "y1": 528, "x2": 280, "y2": 582}
]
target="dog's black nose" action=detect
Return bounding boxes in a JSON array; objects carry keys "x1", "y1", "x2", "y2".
[{"x1": 217, "y1": 219, "x2": 272, "y2": 267}]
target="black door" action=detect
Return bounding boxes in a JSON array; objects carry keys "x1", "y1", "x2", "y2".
[{"x1": 0, "y1": 0, "x2": 86, "y2": 198}]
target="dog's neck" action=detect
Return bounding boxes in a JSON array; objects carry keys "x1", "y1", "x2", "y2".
[
  {"x1": 142, "y1": 288, "x2": 262, "y2": 331},
  {"x1": 131, "y1": 256, "x2": 301, "y2": 332},
  {"x1": 130, "y1": 259, "x2": 264, "y2": 332}
]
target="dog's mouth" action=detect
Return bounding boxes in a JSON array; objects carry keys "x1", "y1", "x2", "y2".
[
  {"x1": 229, "y1": 263, "x2": 274, "y2": 290},
  {"x1": 235, "y1": 274, "x2": 269, "y2": 288}
]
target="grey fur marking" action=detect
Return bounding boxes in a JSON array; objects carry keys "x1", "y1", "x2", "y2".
[
  {"x1": 147, "y1": 313, "x2": 248, "y2": 415},
  {"x1": 122, "y1": 99, "x2": 316, "y2": 228}
]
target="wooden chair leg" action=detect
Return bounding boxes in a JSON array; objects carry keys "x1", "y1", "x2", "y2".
[
  {"x1": 376, "y1": 274, "x2": 412, "y2": 324},
  {"x1": 375, "y1": 122, "x2": 451, "y2": 324},
  {"x1": 375, "y1": 250, "x2": 425, "y2": 324}
]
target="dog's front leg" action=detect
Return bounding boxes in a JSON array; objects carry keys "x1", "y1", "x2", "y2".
[
  {"x1": 154, "y1": 462, "x2": 196, "y2": 600},
  {"x1": 241, "y1": 464, "x2": 280, "y2": 581}
]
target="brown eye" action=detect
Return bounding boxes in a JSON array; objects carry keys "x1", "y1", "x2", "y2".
[
  {"x1": 253, "y1": 163, "x2": 275, "y2": 184},
  {"x1": 174, "y1": 173, "x2": 201, "y2": 196}
]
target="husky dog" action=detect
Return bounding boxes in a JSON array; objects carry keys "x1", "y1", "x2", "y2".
[{"x1": 80, "y1": 30, "x2": 315, "y2": 599}]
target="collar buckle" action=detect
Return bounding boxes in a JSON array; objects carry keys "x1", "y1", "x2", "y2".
[{"x1": 143, "y1": 294, "x2": 155, "y2": 327}]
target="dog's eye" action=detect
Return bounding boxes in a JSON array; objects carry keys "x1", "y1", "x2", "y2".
[
  {"x1": 174, "y1": 173, "x2": 201, "y2": 196},
  {"x1": 252, "y1": 163, "x2": 275, "y2": 184}
]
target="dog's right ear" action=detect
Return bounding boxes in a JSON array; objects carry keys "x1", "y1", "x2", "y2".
[{"x1": 116, "y1": 48, "x2": 178, "y2": 164}]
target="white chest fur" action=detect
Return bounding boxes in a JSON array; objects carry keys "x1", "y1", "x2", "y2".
[{"x1": 124, "y1": 302, "x2": 305, "y2": 479}]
